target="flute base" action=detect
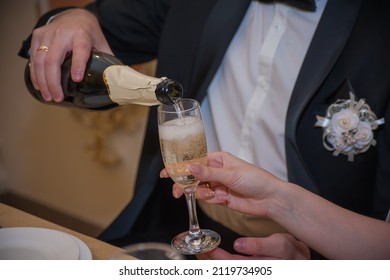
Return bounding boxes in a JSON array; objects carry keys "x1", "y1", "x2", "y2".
[{"x1": 171, "y1": 229, "x2": 221, "y2": 255}]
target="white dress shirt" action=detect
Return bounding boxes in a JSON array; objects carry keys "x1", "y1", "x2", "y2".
[{"x1": 200, "y1": 0, "x2": 327, "y2": 236}]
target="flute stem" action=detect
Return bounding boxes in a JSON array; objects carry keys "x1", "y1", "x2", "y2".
[{"x1": 184, "y1": 187, "x2": 203, "y2": 246}]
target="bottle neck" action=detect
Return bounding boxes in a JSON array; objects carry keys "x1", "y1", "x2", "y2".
[{"x1": 103, "y1": 65, "x2": 165, "y2": 106}]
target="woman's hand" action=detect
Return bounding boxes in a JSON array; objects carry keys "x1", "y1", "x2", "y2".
[
  {"x1": 161, "y1": 151, "x2": 286, "y2": 217},
  {"x1": 197, "y1": 233, "x2": 310, "y2": 260},
  {"x1": 160, "y1": 152, "x2": 311, "y2": 260}
]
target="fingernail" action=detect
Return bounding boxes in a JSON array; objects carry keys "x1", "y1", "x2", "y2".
[
  {"x1": 234, "y1": 239, "x2": 244, "y2": 252},
  {"x1": 42, "y1": 93, "x2": 52, "y2": 102},
  {"x1": 187, "y1": 164, "x2": 201, "y2": 174},
  {"x1": 204, "y1": 190, "x2": 215, "y2": 199},
  {"x1": 215, "y1": 193, "x2": 228, "y2": 201},
  {"x1": 73, "y1": 71, "x2": 83, "y2": 82},
  {"x1": 53, "y1": 94, "x2": 64, "y2": 103},
  {"x1": 173, "y1": 188, "x2": 181, "y2": 199}
]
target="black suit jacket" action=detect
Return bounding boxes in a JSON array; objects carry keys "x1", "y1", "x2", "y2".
[
  {"x1": 95, "y1": 0, "x2": 390, "y2": 242},
  {"x1": 20, "y1": 0, "x2": 390, "y2": 246}
]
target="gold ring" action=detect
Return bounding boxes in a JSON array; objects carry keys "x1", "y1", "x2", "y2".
[{"x1": 37, "y1": 45, "x2": 49, "y2": 52}]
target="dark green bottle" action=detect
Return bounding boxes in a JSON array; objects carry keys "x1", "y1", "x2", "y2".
[{"x1": 24, "y1": 50, "x2": 183, "y2": 110}]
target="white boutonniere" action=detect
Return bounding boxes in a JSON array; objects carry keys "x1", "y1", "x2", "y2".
[{"x1": 315, "y1": 92, "x2": 385, "y2": 162}]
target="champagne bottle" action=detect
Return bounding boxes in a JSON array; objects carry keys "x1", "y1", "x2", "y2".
[{"x1": 24, "y1": 50, "x2": 183, "y2": 110}]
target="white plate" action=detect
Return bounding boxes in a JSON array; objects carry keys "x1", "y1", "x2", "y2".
[
  {"x1": 0, "y1": 227, "x2": 80, "y2": 260},
  {"x1": 67, "y1": 234, "x2": 92, "y2": 260}
]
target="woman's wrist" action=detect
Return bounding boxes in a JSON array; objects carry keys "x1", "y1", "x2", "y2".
[{"x1": 264, "y1": 180, "x2": 298, "y2": 224}]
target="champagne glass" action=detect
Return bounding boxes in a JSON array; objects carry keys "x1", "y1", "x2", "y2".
[{"x1": 158, "y1": 98, "x2": 221, "y2": 255}]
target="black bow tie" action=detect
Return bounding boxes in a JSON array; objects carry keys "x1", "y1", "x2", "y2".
[{"x1": 259, "y1": 0, "x2": 317, "y2": 12}]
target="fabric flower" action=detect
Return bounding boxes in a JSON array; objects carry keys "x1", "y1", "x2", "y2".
[
  {"x1": 315, "y1": 92, "x2": 384, "y2": 162},
  {"x1": 354, "y1": 121, "x2": 374, "y2": 149},
  {"x1": 330, "y1": 109, "x2": 360, "y2": 134}
]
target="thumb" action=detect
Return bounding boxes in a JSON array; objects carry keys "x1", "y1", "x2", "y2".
[
  {"x1": 234, "y1": 237, "x2": 265, "y2": 256},
  {"x1": 187, "y1": 164, "x2": 227, "y2": 185}
]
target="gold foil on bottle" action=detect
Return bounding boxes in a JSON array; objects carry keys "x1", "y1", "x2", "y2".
[{"x1": 103, "y1": 65, "x2": 166, "y2": 106}]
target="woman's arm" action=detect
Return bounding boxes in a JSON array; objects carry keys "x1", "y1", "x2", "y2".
[
  {"x1": 270, "y1": 181, "x2": 390, "y2": 259},
  {"x1": 168, "y1": 151, "x2": 390, "y2": 259}
]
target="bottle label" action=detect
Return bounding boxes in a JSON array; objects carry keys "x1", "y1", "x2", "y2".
[{"x1": 103, "y1": 65, "x2": 166, "y2": 106}]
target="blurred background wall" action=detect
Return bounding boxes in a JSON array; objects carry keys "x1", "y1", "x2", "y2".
[{"x1": 0, "y1": 0, "x2": 150, "y2": 236}]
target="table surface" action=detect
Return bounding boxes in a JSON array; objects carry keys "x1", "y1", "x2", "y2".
[{"x1": 0, "y1": 202, "x2": 134, "y2": 260}]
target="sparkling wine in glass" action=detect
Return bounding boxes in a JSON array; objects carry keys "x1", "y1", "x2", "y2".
[{"x1": 158, "y1": 98, "x2": 221, "y2": 255}]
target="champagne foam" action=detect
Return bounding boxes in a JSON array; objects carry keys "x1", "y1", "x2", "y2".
[{"x1": 159, "y1": 116, "x2": 204, "y2": 140}]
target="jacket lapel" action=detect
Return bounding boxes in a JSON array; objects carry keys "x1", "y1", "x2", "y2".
[
  {"x1": 285, "y1": 0, "x2": 363, "y2": 191},
  {"x1": 190, "y1": 0, "x2": 252, "y2": 100}
]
